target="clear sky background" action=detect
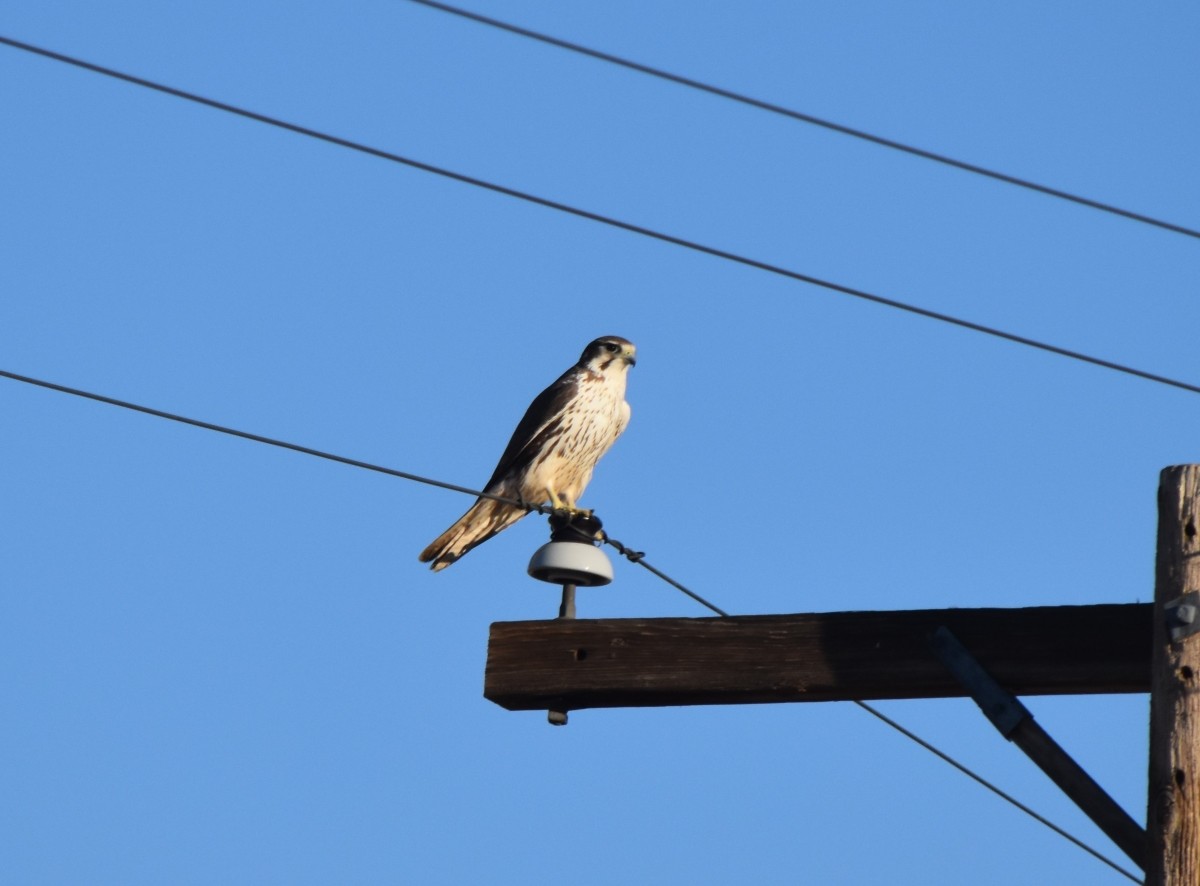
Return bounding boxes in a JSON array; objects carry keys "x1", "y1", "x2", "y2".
[{"x1": 3, "y1": 3, "x2": 1198, "y2": 884}]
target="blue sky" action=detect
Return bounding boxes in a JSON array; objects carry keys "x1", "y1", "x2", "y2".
[{"x1": 3, "y1": 3, "x2": 1198, "y2": 883}]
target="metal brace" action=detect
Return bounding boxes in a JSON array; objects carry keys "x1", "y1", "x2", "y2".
[
  {"x1": 1165, "y1": 590, "x2": 1200, "y2": 643},
  {"x1": 929, "y1": 624, "x2": 1147, "y2": 873},
  {"x1": 929, "y1": 626, "x2": 1030, "y2": 739}
]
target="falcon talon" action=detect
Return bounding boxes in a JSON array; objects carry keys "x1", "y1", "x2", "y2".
[{"x1": 555, "y1": 506, "x2": 592, "y2": 520}]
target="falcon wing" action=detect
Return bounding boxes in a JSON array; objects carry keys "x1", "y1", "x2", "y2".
[{"x1": 482, "y1": 369, "x2": 578, "y2": 492}]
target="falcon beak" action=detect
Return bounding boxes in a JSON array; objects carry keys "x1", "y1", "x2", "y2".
[{"x1": 622, "y1": 348, "x2": 637, "y2": 367}]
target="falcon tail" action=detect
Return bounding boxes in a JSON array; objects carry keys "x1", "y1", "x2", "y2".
[{"x1": 418, "y1": 498, "x2": 528, "y2": 571}]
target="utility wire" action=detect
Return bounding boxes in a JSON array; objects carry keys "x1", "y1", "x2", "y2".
[
  {"x1": 0, "y1": 367, "x2": 707, "y2": 609},
  {"x1": 853, "y1": 700, "x2": 1141, "y2": 884},
  {"x1": 406, "y1": 0, "x2": 1200, "y2": 243},
  {"x1": 575, "y1": 501, "x2": 1137, "y2": 877},
  {"x1": 585, "y1": 527, "x2": 730, "y2": 616},
  {"x1": 0, "y1": 369, "x2": 530, "y2": 508},
  {"x1": 3, "y1": 34, "x2": 1200, "y2": 399},
  {"x1": 1, "y1": 362, "x2": 1139, "y2": 880}
]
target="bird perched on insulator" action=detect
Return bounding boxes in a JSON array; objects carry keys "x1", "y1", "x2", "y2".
[{"x1": 419, "y1": 335, "x2": 636, "y2": 571}]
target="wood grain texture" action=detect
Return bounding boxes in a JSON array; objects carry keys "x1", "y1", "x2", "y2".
[
  {"x1": 484, "y1": 603, "x2": 1150, "y2": 711},
  {"x1": 1147, "y1": 466, "x2": 1200, "y2": 886}
]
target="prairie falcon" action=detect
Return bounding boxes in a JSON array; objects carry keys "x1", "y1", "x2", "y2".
[{"x1": 419, "y1": 336, "x2": 636, "y2": 571}]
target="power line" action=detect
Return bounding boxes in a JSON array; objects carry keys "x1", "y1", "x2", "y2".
[
  {"x1": 853, "y1": 701, "x2": 1140, "y2": 883},
  {"x1": 3, "y1": 36, "x2": 1199, "y2": 400},
  {"x1": 0, "y1": 367, "x2": 715, "y2": 611},
  {"x1": 0, "y1": 369, "x2": 526, "y2": 506},
  {"x1": 581, "y1": 526, "x2": 730, "y2": 616},
  {"x1": 680, "y1": 589, "x2": 1140, "y2": 878},
  {"x1": 405, "y1": 0, "x2": 1200, "y2": 243},
  {"x1": 0, "y1": 363, "x2": 1138, "y2": 879}
]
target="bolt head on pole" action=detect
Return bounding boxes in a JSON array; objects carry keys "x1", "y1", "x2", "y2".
[{"x1": 527, "y1": 512, "x2": 613, "y2": 587}]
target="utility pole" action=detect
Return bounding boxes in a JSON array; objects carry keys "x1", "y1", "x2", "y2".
[{"x1": 1147, "y1": 465, "x2": 1200, "y2": 886}]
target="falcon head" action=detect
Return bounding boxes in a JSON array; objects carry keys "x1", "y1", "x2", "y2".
[{"x1": 580, "y1": 336, "x2": 637, "y2": 372}]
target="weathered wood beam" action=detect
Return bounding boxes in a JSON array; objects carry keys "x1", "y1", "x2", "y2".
[{"x1": 484, "y1": 603, "x2": 1150, "y2": 711}]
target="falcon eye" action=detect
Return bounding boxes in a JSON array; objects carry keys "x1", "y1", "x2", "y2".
[{"x1": 602, "y1": 341, "x2": 619, "y2": 353}]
